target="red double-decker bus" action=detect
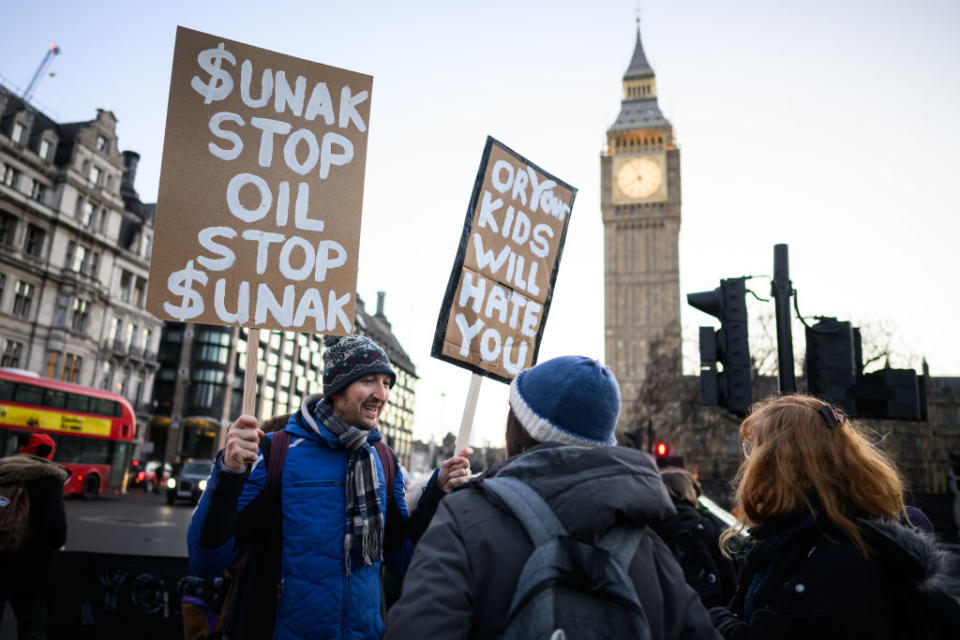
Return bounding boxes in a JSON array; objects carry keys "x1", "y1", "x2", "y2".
[{"x1": 0, "y1": 368, "x2": 135, "y2": 497}]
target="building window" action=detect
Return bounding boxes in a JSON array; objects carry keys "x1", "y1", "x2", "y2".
[
  {"x1": 12, "y1": 281, "x2": 34, "y2": 317},
  {"x1": 100, "y1": 361, "x2": 113, "y2": 390},
  {"x1": 1, "y1": 165, "x2": 20, "y2": 189},
  {"x1": 80, "y1": 201, "x2": 96, "y2": 227},
  {"x1": 62, "y1": 353, "x2": 82, "y2": 383},
  {"x1": 24, "y1": 225, "x2": 44, "y2": 258},
  {"x1": 190, "y1": 368, "x2": 226, "y2": 411},
  {"x1": 1, "y1": 339, "x2": 23, "y2": 368},
  {"x1": 133, "y1": 277, "x2": 146, "y2": 307},
  {"x1": 119, "y1": 270, "x2": 132, "y2": 302},
  {"x1": 195, "y1": 328, "x2": 230, "y2": 364},
  {"x1": 88, "y1": 252, "x2": 100, "y2": 278},
  {"x1": 70, "y1": 244, "x2": 87, "y2": 272},
  {"x1": 71, "y1": 298, "x2": 89, "y2": 333},
  {"x1": 96, "y1": 135, "x2": 109, "y2": 153},
  {"x1": 0, "y1": 273, "x2": 5, "y2": 302},
  {"x1": 30, "y1": 181, "x2": 46, "y2": 203},
  {"x1": 126, "y1": 322, "x2": 137, "y2": 350},
  {"x1": 89, "y1": 165, "x2": 103, "y2": 186},
  {"x1": 11, "y1": 123, "x2": 25, "y2": 144},
  {"x1": 38, "y1": 139, "x2": 51, "y2": 161},
  {"x1": 0, "y1": 212, "x2": 16, "y2": 246}
]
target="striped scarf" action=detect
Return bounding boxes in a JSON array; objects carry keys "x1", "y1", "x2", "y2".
[{"x1": 304, "y1": 395, "x2": 384, "y2": 574}]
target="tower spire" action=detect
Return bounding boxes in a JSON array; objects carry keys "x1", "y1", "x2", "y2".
[{"x1": 625, "y1": 19, "x2": 654, "y2": 80}]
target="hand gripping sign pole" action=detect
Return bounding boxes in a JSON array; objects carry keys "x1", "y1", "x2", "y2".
[{"x1": 432, "y1": 137, "x2": 576, "y2": 450}]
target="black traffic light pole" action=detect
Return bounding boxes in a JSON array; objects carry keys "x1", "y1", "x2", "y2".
[
  {"x1": 688, "y1": 277, "x2": 752, "y2": 415},
  {"x1": 771, "y1": 244, "x2": 797, "y2": 393}
]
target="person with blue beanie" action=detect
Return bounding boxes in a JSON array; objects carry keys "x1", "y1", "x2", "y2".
[{"x1": 387, "y1": 355, "x2": 719, "y2": 640}]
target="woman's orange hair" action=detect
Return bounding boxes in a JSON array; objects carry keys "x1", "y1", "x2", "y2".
[{"x1": 721, "y1": 394, "x2": 905, "y2": 556}]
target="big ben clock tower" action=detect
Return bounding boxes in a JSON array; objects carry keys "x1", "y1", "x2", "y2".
[{"x1": 601, "y1": 21, "x2": 682, "y2": 436}]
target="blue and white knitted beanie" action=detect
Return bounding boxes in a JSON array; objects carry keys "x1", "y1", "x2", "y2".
[
  {"x1": 322, "y1": 334, "x2": 396, "y2": 397},
  {"x1": 509, "y1": 355, "x2": 621, "y2": 447}
]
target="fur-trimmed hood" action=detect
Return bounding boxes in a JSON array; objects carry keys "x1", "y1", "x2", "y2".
[
  {"x1": 0, "y1": 454, "x2": 69, "y2": 485},
  {"x1": 858, "y1": 517, "x2": 948, "y2": 590}
]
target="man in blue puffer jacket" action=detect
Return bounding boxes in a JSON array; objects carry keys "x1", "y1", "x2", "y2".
[{"x1": 187, "y1": 335, "x2": 471, "y2": 639}]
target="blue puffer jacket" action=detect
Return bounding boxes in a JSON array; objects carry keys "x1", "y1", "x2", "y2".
[{"x1": 188, "y1": 400, "x2": 441, "y2": 640}]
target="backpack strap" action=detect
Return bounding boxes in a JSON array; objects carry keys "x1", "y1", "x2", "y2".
[
  {"x1": 263, "y1": 430, "x2": 291, "y2": 500},
  {"x1": 374, "y1": 440, "x2": 396, "y2": 502},
  {"x1": 481, "y1": 476, "x2": 566, "y2": 545}
]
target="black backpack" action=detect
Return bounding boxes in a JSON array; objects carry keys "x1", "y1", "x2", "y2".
[
  {"x1": 213, "y1": 429, "x2": 291, "y2": 640},
  {"x1": 482, "y1": 476, "x2": 653, "y2": 640}
]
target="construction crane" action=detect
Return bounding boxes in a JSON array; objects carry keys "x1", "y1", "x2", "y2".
[{"x1": 23, "y1": 44, "x2": 61, "y2": 103}]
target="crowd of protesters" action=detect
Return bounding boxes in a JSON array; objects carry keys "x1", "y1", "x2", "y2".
[{"x1": 183, "y1": 336, "x2": 960, "y2": 639}]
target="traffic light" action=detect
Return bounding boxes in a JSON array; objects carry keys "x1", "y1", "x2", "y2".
[
  {"x1": 687, "y1": 277, "x2": 752, "y2": 415},
  {"x1": 653, "y1": 441, "x2": 684, "y2": 468},
  {"x1": 805, "y1": 317, "x2": 926, "y2": 421},
  {"x1": 805, "y1": 318, "x2": 859, "y2": 413}
]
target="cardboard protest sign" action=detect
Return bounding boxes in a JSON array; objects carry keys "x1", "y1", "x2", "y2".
[
  {"x1": 147, "y1": 27, "x2": 372, "y2": 335},
  {"x1": 432, "y1": 137, "x2": 576, "y2": 382}
]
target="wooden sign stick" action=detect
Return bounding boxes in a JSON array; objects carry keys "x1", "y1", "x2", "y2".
[
  {"x1": 455, "y1": 373, "x2": 483, "y2": 454},
  {"x1": 242, "y1": 328, "x2": 259, "y2": 417}
]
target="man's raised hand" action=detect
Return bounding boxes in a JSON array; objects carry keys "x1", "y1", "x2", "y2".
[
  {"x1": 437, "y1": 447, "x2": 474, "y2": 494},
  {"x1": 223, "y1": 415, "x2": 263, "y2": 471}
]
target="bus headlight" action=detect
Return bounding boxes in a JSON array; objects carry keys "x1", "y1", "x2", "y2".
[
  {"x1": 198, "y1": 479, "x2": 207, "y2": 491},
  {"x1": 167, "y1": 478, "x2": 177, "y2": 489}
]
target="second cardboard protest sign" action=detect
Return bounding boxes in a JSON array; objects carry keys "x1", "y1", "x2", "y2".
[
  {"x1": 147, "y1": 27, "x2": 371, "y2": 335},
  {"x1": 433, "y1": 138, "x2": 576, "y2": 381}
]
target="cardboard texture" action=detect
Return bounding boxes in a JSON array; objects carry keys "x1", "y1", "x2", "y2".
[
  {"x1": 432, "y1": 137, "x2": 576, "y2": 382},
  {"x1": 146, "y1": 26, "x2": 372, "y2": 334}
]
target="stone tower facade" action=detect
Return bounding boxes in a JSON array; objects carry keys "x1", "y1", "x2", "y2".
[{"x1": 601, "y1": 23, "x2": 682, "y2": 436}]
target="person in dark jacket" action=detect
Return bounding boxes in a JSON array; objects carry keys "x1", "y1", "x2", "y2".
[
  {"x1": 386, "y1": 355, "x2": 720, "y2": 640},
  {"x1": 653, "y1": 467, "x2": 738, "y2": 608},
  {"x1": 0, "y1": 433, "x2": 69, "y2": 640},
  {"x1": 710, "y1": 395, "x2": 960, "y2": 639}
]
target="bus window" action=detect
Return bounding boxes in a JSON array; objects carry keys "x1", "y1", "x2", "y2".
[
  {"x1": 89, "y1": 397, "x2": 119, "y2": 417},
  {"x1": 13, "y1": 384, "x2": 44, "y2": 406},
  {"x1": 65, "y1": 393, "x2": 90, "y2": 413},
  {"x1": 0, "y1": 430, "x2": 17, "y2": 456},
  {"x1": 44, "y1": 388, "x2": 67, "y2": 409},
  {"x1": 56, "y1": 437, "x2": 86, "y2": 464},
  {"x1": 0, "y1": 379, "x2": 13, "y2": 401},
  {"x1": 87, "y1": 439, "x2": 111, "y2": 465}
]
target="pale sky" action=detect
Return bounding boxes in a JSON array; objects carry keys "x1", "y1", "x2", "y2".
[{"x1": 3, "y1": 0, "x2": 957, "y2": 447}]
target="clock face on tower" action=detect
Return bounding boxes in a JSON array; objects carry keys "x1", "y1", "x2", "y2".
[{"x1": 616, "y1": 157, "x2": 663, "y2": 199}]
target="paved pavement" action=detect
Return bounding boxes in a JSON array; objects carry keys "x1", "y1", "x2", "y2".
[{"x1": 61, "y1": 488, "x2": 195, "y2": 557}]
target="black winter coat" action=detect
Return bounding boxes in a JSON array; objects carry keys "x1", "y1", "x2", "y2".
[
  {"x1": 0, "y1": 455, "x2": 68, "y2": 597},
  {"x1": 709, "y1": 511, "x2": 960, "y2": 639},
  {"x1": 386, "y1": 443, "x2": 721, "y2": 640},
  {"x1": 652, "y1": 500, "x2": 739, "y2": 608}
]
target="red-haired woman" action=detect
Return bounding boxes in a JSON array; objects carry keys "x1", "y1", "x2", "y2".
[{"x1": 709, "y1": 395, "x2": 960, "y2": 639}]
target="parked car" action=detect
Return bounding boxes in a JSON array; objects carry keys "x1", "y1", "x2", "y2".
[
  {"x1": 130, "y1": 459, "x2": 173, "y2": 493},
  {"x1": 166, "y1": 460, "x2": 214, "y2": 505}
]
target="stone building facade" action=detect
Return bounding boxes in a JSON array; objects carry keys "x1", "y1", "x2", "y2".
[
  {"x1": 0, "y1": 84, "x2": 161, "y2": 449},
  {"x1": 601, "y1": 23, "x2": 682, "y2": 437}
]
